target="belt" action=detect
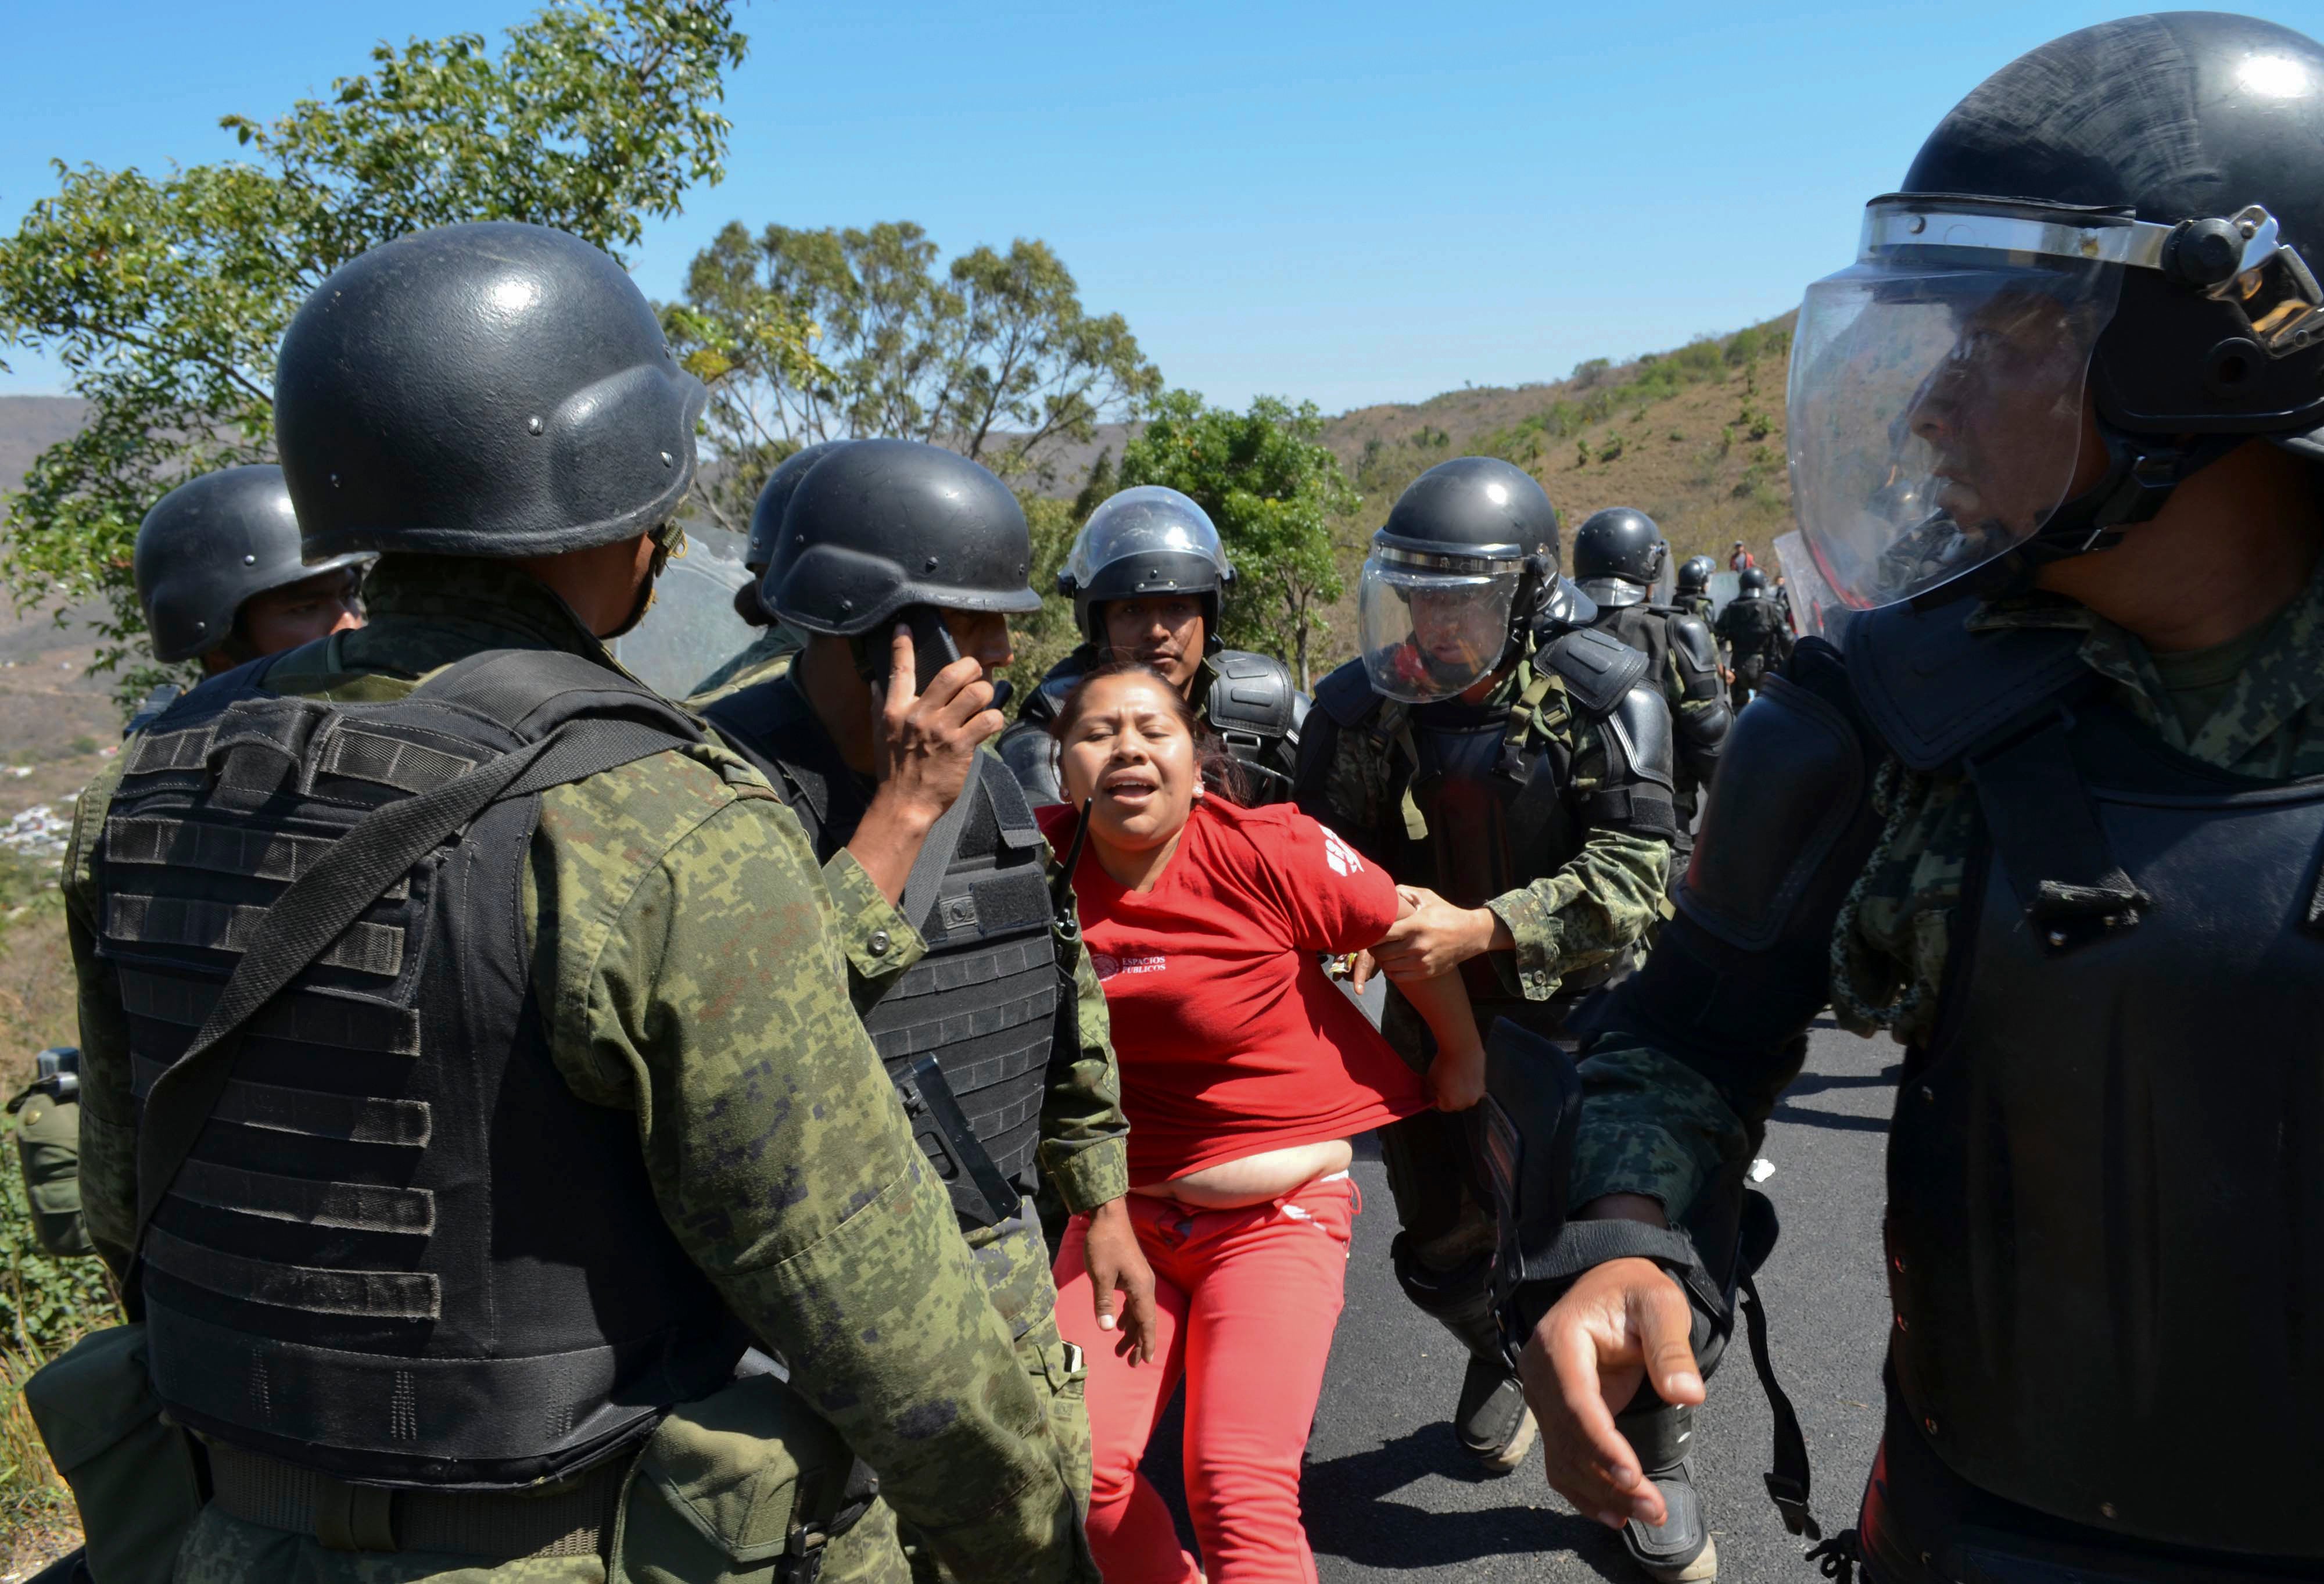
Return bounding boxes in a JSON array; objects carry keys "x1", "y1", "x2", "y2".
[{"x1": 206, "y1": 1443, "x2": 628, "y2": 1559}]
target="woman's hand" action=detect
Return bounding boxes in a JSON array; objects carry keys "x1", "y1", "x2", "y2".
[
  {"x1": 1517, "y1": 1254, "x2": 1705, "y2": 1531},
  {"x1": 1429, "y1": 1038, "x2": 1486, "y2": 1112},
  {"x1": 1082, "y1": 1198, "x2": 1159, "y2": 1364},
  {"x1": 1372, "y1": 886, "x2": 1507, "y2": 982}
]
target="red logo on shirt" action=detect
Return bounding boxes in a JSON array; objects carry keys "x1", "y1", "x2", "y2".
[
  {"x1": 1320, "y1": 827, "x2": 1364, "y2": 877},
  {"x1": 1089, "y1": 951, "x2": 1167, "y2": 981}
]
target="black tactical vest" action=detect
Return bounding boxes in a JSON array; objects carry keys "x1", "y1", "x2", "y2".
[
  {"x1": 1586, "y1": 600, "x2": 1672, "y2": 685},
  {"x1": 705, "y1": 677, "x2": 1058, "y2": 1228},
  {"x1": 96, "y1": 648, "x2": 744, "y2": 1490},
  {"x1": 1721, "y1": 595, "x2": 1787, "y2": 658},
  {"x1": 1885, "y1": 697, "x2": 2324, "y2": 1558},
  {"x1": 1841, "y1": 595, "x2": 2324, "y2": 1564}
]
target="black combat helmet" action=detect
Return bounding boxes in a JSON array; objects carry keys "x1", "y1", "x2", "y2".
[
  {"x1": 1571, "y1": 507, "x2": 1667, "y2": 609},
  {"x1": 1789, "y1": 13, "x2": 2324, "y2": 609},
  {"x1": 1357, "y1": 457, "x2": 1588, "y2": 703},
  {"x1": 1738, "y1": 566, "x2": 1770, "y2": 596},
  {"x1": 277, "y1": 222, "x2": 706, "y2": 560},
  {"x1": 761, "y1": 439, "x2": 1042, "y2": 637},
  {"x1": 1676, "y1": 554, "x2": 1715, "y2": 595},
  {"x1": 1058, "y1": 486, "x2": 1235, "y2": 651},
  {"x1": 743, "y1": 442, "x2": 852, "y2": 576},
  {"x1": 134, "y1": 466, "x2": 367, "y2": 662}
]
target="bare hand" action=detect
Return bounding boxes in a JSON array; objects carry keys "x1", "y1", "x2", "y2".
[
  {"x1": 1429, "y1": 1042, "x2": 1486, "y2": 1112},
  {"x1": 1082, "y1": 1199, "x2": 1159, "y2": 1364},
  {"x1": 868, "y1": 623, "x2": 1003, "y2": 829},
  {"x1": 1372, "y1": 886, "x2": 1499, "y2": 982},
  {"x1": 1518, "y1": 1257, "x2": 1704, "y2": 1530}
]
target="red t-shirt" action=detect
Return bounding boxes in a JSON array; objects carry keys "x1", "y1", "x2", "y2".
[{"x1": 1040, "y1": 797, "x2": 1432, "y2": 1184}]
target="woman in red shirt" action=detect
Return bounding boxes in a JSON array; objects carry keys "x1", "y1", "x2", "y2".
[{"x1": 1042, "y1": 662, "x2": 1487, "y2": 1583}]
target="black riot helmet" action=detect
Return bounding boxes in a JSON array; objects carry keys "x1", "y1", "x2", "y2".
[
  {"x1": 1676, "y1": 554, "x2": 1715, "y2": 596},
  {"x1": 1571, "y1": 507, "x2": 1667, "y2": 609},
  {"x1": 744, "y1": 442, "x2": 852, "y2": 575},
  {"x1": 1059, "y1": 486, "x2": 1234, "y2": 651},
  {"x1": 134, "y1": 466, "x2": 367, "y2": 662},
  {"x1": 1738, "y1": 567, "x2": 1770, "y2": 596},
  {"x1": 1789, "y1": 13, "x2": 2324, "y2": 610},
  {"x1": 277, "y1": 222, "x2": 707, "y2": 560},
  {"x1": 762, "y1": 439, "x2": 1042, "y2": 639},
  {"x1": 1357, "y1": 456, "x2": 1579, "y2": 703}
]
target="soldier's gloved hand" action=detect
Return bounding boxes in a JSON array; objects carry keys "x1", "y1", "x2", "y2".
[
  {"x1": 1519, "y1": 1252, "x2": 1705, "y2": 1532},
  {"x1": 1371, "y1": 886, "x2": 1508, "y2": 982},
  {"x1": 1081, "y1": 1197, "x2": 1159, "y2": 1364},
  {"x1": 853, "y1": 624, "x2": 1006, "y2": 903}
]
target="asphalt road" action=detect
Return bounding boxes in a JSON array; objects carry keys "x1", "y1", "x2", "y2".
[{"x1": 1134, "y1": 1015, "x2": 1899, "y2": 1583}]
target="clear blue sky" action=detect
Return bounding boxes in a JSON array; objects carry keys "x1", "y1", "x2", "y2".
[{"x1": 0, "y1": 1, "x2": 2285, "y2": 413}]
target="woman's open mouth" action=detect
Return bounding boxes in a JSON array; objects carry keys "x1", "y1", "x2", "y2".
[{"x1": 1101, "y1": 771, "x2": 1160, "y2": 805}]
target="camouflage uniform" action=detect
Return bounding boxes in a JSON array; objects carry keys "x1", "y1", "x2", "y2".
[
  {"x1": 1296, "y1": 647, "x2": 1670, "y2": 1274},
  {"x1": 683, "y1": 657, "x2": 1131, "y2": 1572},
  {"x1": 62, "y1": 556, "x2": 1096, "y2": 1584},
  {"x1": 1572, "y1": 567, "x2": 2324, "y2": 1221},
  {"x1": 691, "y1": 624, "x2": 801, "y2": 705}
]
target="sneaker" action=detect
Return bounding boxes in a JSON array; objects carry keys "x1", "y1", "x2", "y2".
[
  {"x1": 1454, "y1": 1356, "x2": 1537, "y2": 1474},
  {"x1": 1620, "y1": 1459, "x2": 1716, "y2": 1582}
]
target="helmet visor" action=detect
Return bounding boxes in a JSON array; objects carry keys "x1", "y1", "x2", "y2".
[
  {"x1": 1788, "y1": 200, "x2": 2128, "y2": 609},
  {"x1": 1358, "y1": 556, "x2": 1517, "y2": 704},
  {"x1": 1065, "y1": 486, "x2": 1232, "y2": 593}
]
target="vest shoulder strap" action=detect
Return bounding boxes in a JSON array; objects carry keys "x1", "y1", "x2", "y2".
[{"x1": 1845, "y1": 594, "x2": 2086, "y2": 772}]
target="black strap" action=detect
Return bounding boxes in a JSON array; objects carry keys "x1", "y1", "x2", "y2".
[
  {"x1": 133, "y1": 716, "x2": 685, "y2": 1259},
  {"x1": 1738, "y1": 1271, "x2": 1821, "y2": 1541},
  {"x1": 901, "y1": 768, "x2": 982, "y2": 936}
]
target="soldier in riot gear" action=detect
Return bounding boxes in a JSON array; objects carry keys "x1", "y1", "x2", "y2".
[
  {"x1": 999, "y1": 486, "x2": 1307, "y2": 805},
  {"x1": 688, "y1": 440, "x2": 851, "y2": 701},
  {"x1": 1290, "y1": 457, "x2": 1674, "y2": 1486},
  {"x1": 45, "y1": 222, "x2": 1097, "y2": 1583},
  {"x1": 697, "y1": 438, "x2": 1150, "y2": 1547},
  {"x1": 1673, "y1": 556, "x2": 1715, "y2": 622},
  {"x1": 1572, "y1": 508, "x2": 1731, "y2": 861},
  {"x1": 1713, "y1": 566, "x2": 1790, "y2": 708},
  {"x1": 1512, "y1": 16, "x2": 2324, "y2": 1584}
]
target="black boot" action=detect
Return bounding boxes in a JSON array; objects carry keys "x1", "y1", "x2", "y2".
[
  {"x1": 1615, "y1": 1399, "x2": 1716, "y2": 1582},
  {"x1": 1454, "y1": 1354, "x2": 1538, "y2": 1472},
  {"x1": 1391, "y1": 1236, "x2": 1537, "y2": 1475}
]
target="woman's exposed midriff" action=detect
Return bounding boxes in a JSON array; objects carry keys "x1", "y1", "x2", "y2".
[{"x1": 1129, "y1": 1138, "x2": 1354, "y2": 1209}]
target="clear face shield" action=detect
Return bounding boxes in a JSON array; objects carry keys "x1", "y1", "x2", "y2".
[
  {"x1": 1064, "y1": 486, "x2": 1232, "y2": 590},
  {"x1": 1788, "y1": 200, "x2": 2133, "y2": 608},
  {"x1": 1358, "y1": 547, "x2": 1520, "y2": 704}
]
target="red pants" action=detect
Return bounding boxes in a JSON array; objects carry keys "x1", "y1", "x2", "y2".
[{"x1": 1053, "y1": 1174, "x2": 1357, "y2": 1584}]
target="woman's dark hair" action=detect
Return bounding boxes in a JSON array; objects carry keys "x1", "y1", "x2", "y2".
[{"x1": 1048, "y1": 660, "x2": 1236, "y2": 799}]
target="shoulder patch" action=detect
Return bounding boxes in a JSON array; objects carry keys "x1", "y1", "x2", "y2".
[
  {"x1": 1540, "y1": 626, "x2": 1651, "y2": 716},
  {"x1": 1314, "y1": 658, "x2": 1382, "y2": 729}
]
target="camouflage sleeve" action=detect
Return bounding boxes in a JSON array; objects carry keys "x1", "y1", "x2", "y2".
[
  {"x1": 820, "y1": 848, "x2": 928, "y2": 1016},
  {"x1": 531, "y1": 757, "x2": 1087, "y2": 1580},
  {"x1": 1568, "y1": 1040, "x2": 1792, "y2": 1219},
  {"x1": 58, "y1": 759, "x2": 136, "y2": 1282},
  {"x1": 1038, "y1": 900, "x2": 1129, "y2": 1213},
  {"x1": 1482, "y1": 826, "x2": 1670, "y2": 1001}
]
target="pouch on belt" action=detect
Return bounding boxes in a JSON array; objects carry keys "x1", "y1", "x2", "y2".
[
  {"x1": 612, "y1": 1367, "x2": 881, "y2": 1584},
  {"x1": 21, "y1": 1323, "x2": 205, "y2": 1584}
]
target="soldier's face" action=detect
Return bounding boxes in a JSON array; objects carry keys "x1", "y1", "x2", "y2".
[
  {"x1": 1410, "y1": 587, "x2": 1504, "y2": 674},
  {"x1": 228, "y1": 569, "x2": 364, "y2": 666},
  {"x1": 1099, "y1": 596, "x2": 1204, "y2": 691},
  {"x1": 1057, "y1": 673, "x2": 1200, "y2": 853},
  {"x1": 941, "y1": 609, "x2": 1016, "y2": 677},
  {"x1": 1905, "y1": 293, "x2": 2109, "y2": 537}
]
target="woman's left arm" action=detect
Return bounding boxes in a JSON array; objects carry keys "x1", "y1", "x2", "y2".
[{"x1": 1039, "y1": 883, "x2": 1157, "y2": 1362}]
